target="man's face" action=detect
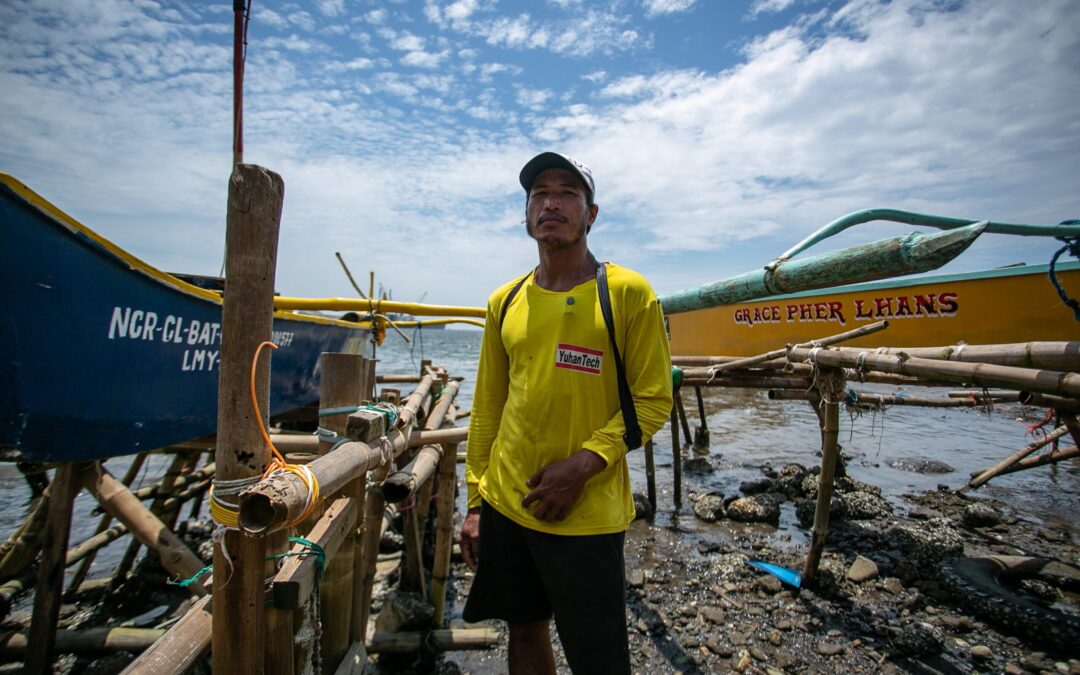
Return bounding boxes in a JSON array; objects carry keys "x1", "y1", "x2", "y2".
[{"x1": 525, "y1": 167, "x2": 598, "y2": 250}]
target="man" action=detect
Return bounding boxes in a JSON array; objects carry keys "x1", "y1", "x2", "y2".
[{"x1": 459, "y1": 152, "x2": 673, "y2": 674}]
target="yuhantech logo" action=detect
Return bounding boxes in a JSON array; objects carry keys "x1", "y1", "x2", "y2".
[{"x1": 555, "y1": 343, "x2": 603, "y2": 375}]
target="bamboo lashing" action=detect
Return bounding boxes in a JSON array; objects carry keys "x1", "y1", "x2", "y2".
[
  {"x1": 706, "y1": 320, "x2": 889, "y2": 378},
  {"x1": 271, "y1": 497, "x2": 358, "y2": 610}
]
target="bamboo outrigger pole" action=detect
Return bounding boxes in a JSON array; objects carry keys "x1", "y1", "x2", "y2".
[{"x1": 659, "y1": 222, "x2": 986, "y2": 314}]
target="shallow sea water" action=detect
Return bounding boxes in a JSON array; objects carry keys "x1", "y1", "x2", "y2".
[{"x1": 1, "y1": 328, "x2": 1076, "y2": 587}]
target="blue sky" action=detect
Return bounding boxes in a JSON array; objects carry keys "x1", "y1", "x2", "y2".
[{"x1": 1, "y1": 0, "x2": 1078, "y2": 311}]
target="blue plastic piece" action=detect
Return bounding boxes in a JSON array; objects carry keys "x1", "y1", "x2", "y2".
[{"x1": 747, "y1": 559, "x2": 802, "y2": 588}]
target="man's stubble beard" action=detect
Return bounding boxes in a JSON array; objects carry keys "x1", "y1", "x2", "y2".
[{"x1": 526, "y1": 211, "x2": 589, "y2": 251}]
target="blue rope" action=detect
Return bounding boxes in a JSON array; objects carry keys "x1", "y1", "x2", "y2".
[{"x1": 1048, "y1": 223, "x2": 1080, "y2": 322}]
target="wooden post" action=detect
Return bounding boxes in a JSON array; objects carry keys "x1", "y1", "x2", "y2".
[
  {"x1": 692, "y1": 385, "x2": 710, "y2": 453},
  {"x1": 802, "y1": 368, "x2": 842, "y2": 584},
  {"x1": 670, "y1": 406, "x2": 682, "y2": 508},
  {"x1": 675, "y1": 393, "x2": 692, "y2": 445},
  {"x1": 317, "y1": 353, "x2": 369, "y2": 672},
  {"x1": 644, "y1": 440, "x2": 656, "y2": 513},
  {"x1": 355, "y1": 463, "x2": 391, "y2": 639},
  {"x1": 26, "y1": 463, "x2": 81, "y2": 674},
  {"x1": 349, "y1": 358, "x2": 377, "y2": 644},
  {"x1": 213, "y1": 163, "x2": 285, "y2": 675},
  {"x1": 429, "y1": 441, "x2": 458, "y2": 626}
]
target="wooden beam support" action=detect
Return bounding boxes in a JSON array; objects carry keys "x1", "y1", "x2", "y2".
[{"x1": 121, "y1": 596, "x2": 211, "y2": 674}]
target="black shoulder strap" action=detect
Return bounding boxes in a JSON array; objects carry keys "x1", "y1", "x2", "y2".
[
  {"x1": 596, "y1": 263, "x2": 643, "y2": 451},
  {"x1": 498, "y1": 271, "x2": 532, "y2": 330}
]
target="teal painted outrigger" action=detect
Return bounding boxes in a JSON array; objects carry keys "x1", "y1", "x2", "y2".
[{"x1": 658, "y1": 209, "x2": 1080, "y2": 315}]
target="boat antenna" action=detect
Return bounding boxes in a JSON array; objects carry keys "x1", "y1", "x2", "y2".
[
  {"x1": 334, "y1": 251, "x2": 368, "y2": 299},
  {"x1": 222, "y1": 0, "x2": 253, "y2": 277},
  {"x1": 233, "y1": 0, "x2": 252, "y2": 169}
]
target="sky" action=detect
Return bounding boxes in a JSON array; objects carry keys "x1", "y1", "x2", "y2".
[{"x1": 1, "y1": 0, "x2": 1078, "y2": 314}]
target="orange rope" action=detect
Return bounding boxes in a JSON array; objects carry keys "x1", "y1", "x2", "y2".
[{"x1": 250, "y1": 341, "x2": 321, "y2": 526}]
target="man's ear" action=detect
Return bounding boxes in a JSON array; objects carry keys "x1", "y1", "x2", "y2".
[{"x1": 587, "y1": 203, "x2": 599, "y2": 232}]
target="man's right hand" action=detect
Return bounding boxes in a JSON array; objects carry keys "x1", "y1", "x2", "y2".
[{"x1": 458, "y1": 508, "x2": 481, "y2": 571}]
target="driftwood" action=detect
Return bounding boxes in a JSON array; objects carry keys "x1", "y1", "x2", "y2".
[{"x1": 786, "y1": 346, "x2": 1080, "y2": 398}]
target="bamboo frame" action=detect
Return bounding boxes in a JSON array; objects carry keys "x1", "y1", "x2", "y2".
[
  {"x1": 802, "y1": 369, "x2": 842, "y2": 583},
  {"x1": 786, "y1": 346, "x2": 1080, "y2": 398},
  {"x1": 271, "y1": 497, "x2": 358, "y2": 610}
]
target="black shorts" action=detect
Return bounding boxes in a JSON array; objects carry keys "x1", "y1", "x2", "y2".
[{"x1": 463, "y1": 501, "x2": 630, "y2": 674}]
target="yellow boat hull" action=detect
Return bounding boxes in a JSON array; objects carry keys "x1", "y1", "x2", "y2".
[{"x1": 668, "y1": 263, "x2": 1080, "y2": 357}]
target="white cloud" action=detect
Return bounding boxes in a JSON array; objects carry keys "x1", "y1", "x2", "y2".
[
  {"x1": 582, "y1": 70, "x2": 607, "y2": 83},
  {"x1": 515, "y1": 87, "x2": 552, "y2": 110},
  {"x1": 748, "y1": 0, "x2": 797, "y2": 18},
  {"x1": 401, "y1": 50, "x2": 449, "y2": 68},
  {"x1": 314, "y1": 0, "x2": 345, "y2": 18},
  {"x1": 642, "y1": 0, "x2": 698, "y2": 18}
]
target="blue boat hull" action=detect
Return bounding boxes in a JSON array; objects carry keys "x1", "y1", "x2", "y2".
[{"x1": 0, "y1": 175, "x2": 369, "y2": 462}]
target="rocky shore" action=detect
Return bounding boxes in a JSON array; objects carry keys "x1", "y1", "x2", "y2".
[{"x1": 431, "y1": 456, "x2": 1080, "y2": 675}]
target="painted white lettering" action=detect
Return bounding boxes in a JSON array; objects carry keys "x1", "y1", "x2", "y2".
[
  {"x1": 182, "y1": 349, "x2": 193, "y2": 371},
  {"x1": 142, "y1": 312, "x2": 158, "y2": 340},
  {"x1": 129, "y1": 310, "x2": 145, "y2": 339},
  {"x1": 187, "y1": 320, "x2": 202, "y2": 345},
  {"x1": 108, "y1": 307, "x2": 131, "y2": 339}
]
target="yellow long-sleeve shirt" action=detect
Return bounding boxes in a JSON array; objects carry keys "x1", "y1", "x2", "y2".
[{"x1": 466, "y1": 263, "x2": 673, "y2": 535}]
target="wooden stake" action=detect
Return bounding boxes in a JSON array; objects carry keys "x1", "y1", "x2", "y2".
[
  {"x1": 429, "y1": 441, "x2": 457, "y2": 626},
  {"x1": 644, "y1": 440, "x2": 656, "y2": 513},
  {"x1": 213, "y1": 163, "x2": 285, "y2": 675},
  {"x1": 317, "y1": 353, "x2": 368, "y2": 672},
  {"x1": 670, "y1": 407, "x2": 682, "y2": 508},
  {"x1": 349, "y1": 358, "x2": 377, "y2": 644},
  {"x1": 802, "y1": 369, "x2": 842, "y2": 584},
  {"x1": 26, "y1": 463, "x2": 81, "y2": 674}
]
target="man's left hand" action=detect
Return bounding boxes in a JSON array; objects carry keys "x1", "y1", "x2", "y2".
[{"x1": 522, "y1": 450, "x2": 607, "y2": 522}]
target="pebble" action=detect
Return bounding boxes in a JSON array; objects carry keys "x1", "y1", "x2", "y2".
[
  {"x1": 776, "y1": 620, "x2": 792, "y2": 631},
  {"x1": 816, "y1": 641, "x2": 845, "y2": 656},
  {"x1": 734, "y1": 650, "x2": 752, "y2": 672},
  {"x1": 881, "y1": 577, "x2": 904, "y2": 595},
  {"x1": 731, "y1": 632, "x2": 749, "y2": 646},
  {"x1": 767, "y1": 629, "x2": 783, "y2": 646},
  {"x1": 627, "y1": 569, "x2": 645, "y2": 588},
  {"x1": 971, "y1": 645, "x2": 993, "y2": 662},
  {"x1": 963, "y1": 502, "x2": 1003, "y2": 528},
  {"x1": 699, "y1": 605, "x2": 725, "y2": 624},
  {"x1": 705, "y1": 638, "x2": 733, "y2": 657},
  {"x1": 750, "y1": 646, "x2": 768, "y2": 662},
  {"x1": 846, "y1": 555, "x2": 879, "y2": 583},
  {"x1": 754, "y1": 574, "x2": 783, "y2": 594}
]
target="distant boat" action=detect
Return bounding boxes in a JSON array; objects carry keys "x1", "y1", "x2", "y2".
[
  {"x1": 0, "y1": 173, "x2": 369, "y2": 462},
  {"x1": 668, "y1": 260, "x2": 1080, "y2": 356}
]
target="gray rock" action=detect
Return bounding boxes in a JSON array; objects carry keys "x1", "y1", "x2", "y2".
[
  {"x1": 963, "y1": 502, "x2": 1002, "y2": 528},
  {"x1": 886, "y1": 458, "x2": 955, "y2": 474},
  {"x1": 971, "y1": 645, "x2": 993, "y2": 662},
  {"x1": 893, "y1": 621, "x2": 944, "y2": 657},
  {"x1": 374, "y1": 590, "x2": 434, "y2": 633},
  {"x1": 692, "y1": 492, "x2": 726, "y2": 522},
  {"x1": 795, "y1": 496, "x2": 844, "y2": 528},
  {"x1": 840, "y1": 491, "x2": 893, "y2": 520},
  {"x1": 632, "y1": 492, "x2": 653, "y2": 521},
  {"x1": 882, "y1": 577, "x2": 904, "y2": 595},
  {"x1": 847, "y1": 555, "x2": 880, "y2": 583},
  {"x1": 683, "y1": 456, "x2": 715, "y2": 474},
  {"x1": 740, "y1": 477, "x2": 777, "y2": 495},
  {"x1": 776, "y1": 463, "x2": 810, "y2": 496},
  {"x1": 627, "y1": 568, "x2": 646, "y2": 588},
  {"x1": 705, "y1": 638, "x2": 733, "y2": 657},
  {"x1": 726, "y1": 494, "x2": 781, "y2": 524}
]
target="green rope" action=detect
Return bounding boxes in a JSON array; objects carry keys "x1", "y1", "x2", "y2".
[{"x1": 171, "y1": 536, "x2": 327, "y2": 589}]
